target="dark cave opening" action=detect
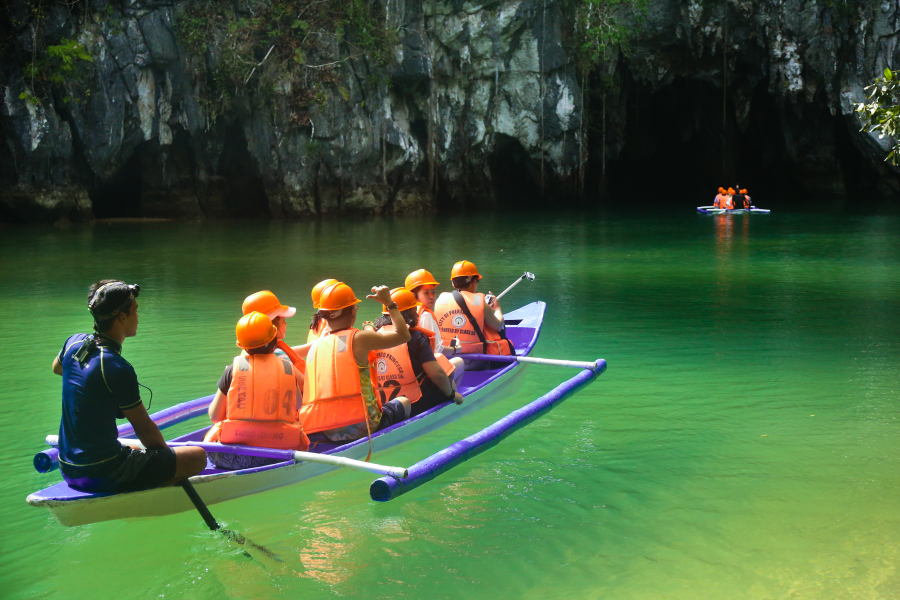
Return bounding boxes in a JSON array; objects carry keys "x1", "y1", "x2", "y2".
[
  {"x1": 90, "y1": 147, "x2": 144, "y2": 219},
  {"x1": 588, "y1": 76, "x2": 896, "y2": 212},
  {"x1": 217, "y1": 121, "x2": 270, "y2": 218},
  {"x1": 488, "y1": 134, "x2": 543, "y2": 208}
]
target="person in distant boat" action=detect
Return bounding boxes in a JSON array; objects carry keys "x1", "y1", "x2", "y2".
[
  {"x1": 740, "y1": 189, "x2": 751, "y2": 208},
  {"x1": 51, "y1": 280, "x2": 207, "y2": 493},
  {"x1": 205, "y1": 311, "x2": 309, "y2": 469},
  {"x1": 724, "y1": 188, "x2": 735, "y2": 210},
  {"x1": 405, "y1": 268, "x2": 465, "y2": 387},
  {"x1": 732, "y1": 187, "x2": 745, "y2": 209},
  {"x1": 372, "y1": 287, "x2": 464, "y2": 418},
  {"x1": 433, "y1": 260, "x2": 514, "y2": 371},
  {"x1": 714, "y1": 187, "x2": 727, "y2": 209},
  {"x1": 307, "y1": 279, "x2": 338, "y2": 343},
  {"x1": 299, "y1": 282, "x2": 412, "y2": 442}
]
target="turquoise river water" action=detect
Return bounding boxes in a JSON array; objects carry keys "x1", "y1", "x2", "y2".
[{"x1": 1, "y1": 210, "x2": 898, "y2": 599}]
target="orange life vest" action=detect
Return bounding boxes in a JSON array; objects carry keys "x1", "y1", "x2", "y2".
[
  {"x1": 299, "y1": 328, "x2": 371, "y2": 434},
  {"x1": 714, "y1": 194, "x2": 723, "y2": 208},
  {"x1": 724, "y1": 196, "x2": 734, "y2": 209},
  {"x1": 433, "y1": 291, "x2": 513, "y2": 356},
  {"x1": 369, "y1": 325, "x2": 425, "y2": 405},
  {"x1": 204, "y1": 353, "x2": 309, "y2": 451}
]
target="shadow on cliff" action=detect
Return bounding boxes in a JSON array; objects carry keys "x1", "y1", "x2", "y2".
[{"x1": 90, "y1": 124, "x2": 270, "y2": 220}]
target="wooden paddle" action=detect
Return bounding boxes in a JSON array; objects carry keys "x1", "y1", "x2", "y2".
[{"x1": 178, "y1": 479, "x2": 284, "y2": 566}]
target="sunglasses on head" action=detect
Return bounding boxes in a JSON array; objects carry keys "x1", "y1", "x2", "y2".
[{"x1": 89, "y1": 282, "x2": 141, "y2": 319}]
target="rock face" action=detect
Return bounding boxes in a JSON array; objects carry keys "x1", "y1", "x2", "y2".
[{"x1": 2, "y1": 0, "x2": 899, "y2": 223}]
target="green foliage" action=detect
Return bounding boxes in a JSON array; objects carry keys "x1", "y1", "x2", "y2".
[
  {"x1": 567, "y1": 0, "x2": 647, "y2": 78},
  {"x1": 305, "y1": 139, "x2": 321, "y2": 159},
  {"x1": 857, "y1": 68, "x2": 900, "y2": 165},
  {"x1": 20, "y1": 38, "x2": 94, "y2": 104},
  {"x1": 173, "y1": 0, "x2": 397, "y2": 125}
]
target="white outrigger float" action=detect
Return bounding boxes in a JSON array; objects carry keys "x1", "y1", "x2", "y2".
[
  {"x1": 28, "y1": 302, "x2": 607, "y2": 528},
  {"x1": 697, "y1": 205, "x2": 771, "y2": 214}
]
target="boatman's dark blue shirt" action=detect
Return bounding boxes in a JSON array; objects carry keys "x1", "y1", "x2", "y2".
[{"x1": 57, "y1": 334, "x2": 142, "y2": 476}]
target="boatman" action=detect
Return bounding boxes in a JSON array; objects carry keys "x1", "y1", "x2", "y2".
[
  {"x1": 307, "y1": 279, "x2": 338, "y2": 343},
  {"x1": 433, "y1": 260, "x2": 514, "y2": 371},
  {"x1": 299, "y1": 283, "x2": 412, "y2": 442},
  {"x1": 52, "y1": 280, "x2": 207, "y2": 493},
  {"x1": 205, "y1": 311, "x2": 309, "y2": 469},
  {"x1": 372, "y1": 287, "x2": 464, "y2": 417},
  {"x1": 732, "y1": 186, "x2": 745, "y2": 209},
  {"x1": 405, "y1": 268, "x2": 465, "y2": 387}
]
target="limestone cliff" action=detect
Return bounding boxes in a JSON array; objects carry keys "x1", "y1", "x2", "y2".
[{"x1": 1, "y1": 0, "x2": 898, "y2": 223}]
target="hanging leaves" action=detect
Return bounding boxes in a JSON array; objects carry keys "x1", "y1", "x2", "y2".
[{"x1": 857, "y1": 68, "x2": 900, "y2": 164}]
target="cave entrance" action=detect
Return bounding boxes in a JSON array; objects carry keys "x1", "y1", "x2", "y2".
[
  {"x1": 488, "y1": 134, "x2": 542, "y2": 208},
  {"x1": 597, "y1": 77, "x2": 849, "y2": 211},
  {"x1": 217, "y1": 122, "x2": 269, "y2": 218},
  {"x1": 90, "y1": 148, "x2": 144, "y2": 219}
]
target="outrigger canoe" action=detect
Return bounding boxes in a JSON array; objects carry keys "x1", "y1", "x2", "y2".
[
  {"x1": 29, "y1": 302, "x2": 549, "y2": 527},
  {"x1": 697, "y1": 205, "x2": 771, "y2": 214}
]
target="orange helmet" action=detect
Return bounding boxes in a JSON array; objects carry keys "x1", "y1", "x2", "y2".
[
  {"x1": 405, "y1": 269, "x2": 439, "y2": 292},
  {"x1": 718, "y1": 187, "x2": 725, "y2": 193},
  {"x1": 382, "y1": 287, "x2": 420, "y2": 314},
  {"x1": 450, "y1": 260, "x2": 481, "y2": 281},
  {"x1": 242, "y1": 290, "x2": 296, "y2": 319},
  {"x1": 311, "y1": 279, "x2": 339, "y2": 309},
  {"x1": 318, "y1": 282, "x2": 361, "y2": 311},
  {"x1": 727, "y1": 188, "x2": 734, "y2": 194},
  {"x1": 740, "y1": 189, "x2": 747, "y2": 194},
  {"x1": 236, "y1": 311, "x2": 277, "y2": 350}
]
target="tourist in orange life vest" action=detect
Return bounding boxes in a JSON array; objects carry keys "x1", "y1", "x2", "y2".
[
  {"x1": 405, "y1": 268, "x2": 466, "y2": 387},
  {"x1": 724, "y1": 188, "x2": 735, "y2": 210},
  {"x1": 307, "y1": 278, "x2": 338, "y2": 343},
  {"x1": 433, "y1": 260, "x2": 514, "y2": 372},
  {"x1": 713, "y1": 187, "x2": 727, "y2": 209},
  {"x1": 205, "y1": 312, "x2": 309, "y2": 469},
  {"x1": 740, "y1": 188, "x2": 751, "y2": 208},
  {"x1": 372, "y1": 287, "x2": 464, "y2": 418},
  {"x1": 299, "y1": 282, "x2": 412, "y2": 442}
]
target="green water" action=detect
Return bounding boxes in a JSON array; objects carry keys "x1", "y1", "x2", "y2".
[{"x1": 2, "y1": 211, "x2": 899, "y2": 599}]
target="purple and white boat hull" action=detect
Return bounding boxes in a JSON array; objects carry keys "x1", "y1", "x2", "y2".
[{"x1": 28, "y1": 302, "x2": 546, "y2": 527}]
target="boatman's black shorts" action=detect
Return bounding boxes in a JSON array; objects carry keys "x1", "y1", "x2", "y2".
[{"x1": 61, "y1": 446, "x2": 177, "y2": 493}]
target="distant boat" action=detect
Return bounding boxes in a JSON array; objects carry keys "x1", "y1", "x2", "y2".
[{"x1": 697, "y1": 205, "x2": 771, "y2": 214}]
